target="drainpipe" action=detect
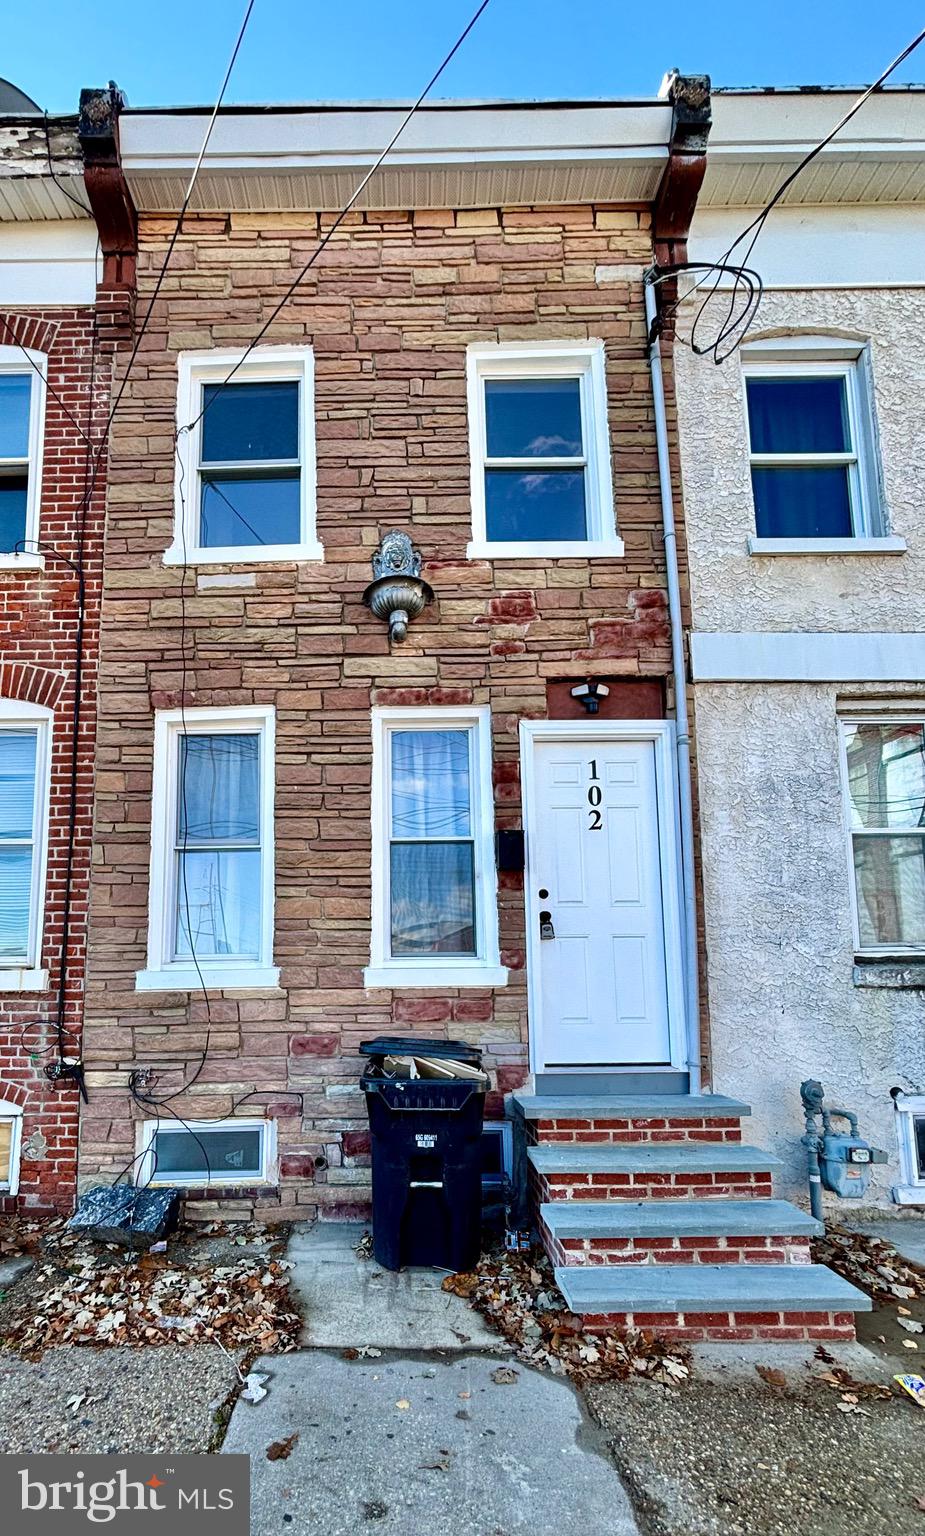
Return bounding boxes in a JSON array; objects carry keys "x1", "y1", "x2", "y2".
[{"x1": 644, "y1": 275, "x2": 701, "y2": 1095}]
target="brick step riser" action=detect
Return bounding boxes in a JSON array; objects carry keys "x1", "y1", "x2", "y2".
[
  {"x1": 528, "y1": 1117, "x2": 744, "y2": 1146},
  {"x1": 544, "y1": 1230, "x2": 813, "y2": 1266},
  {"x1": 578, "y1": 1310, "x2": 856, "y2": 1343},
  {"x1": 532, "y1": 1169, "x2": 775, "y2": 1203}
]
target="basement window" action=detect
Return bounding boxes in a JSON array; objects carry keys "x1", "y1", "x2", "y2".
[
  {"x1": 138, "y1": 1117, "x2": 276, "y2": 1188},
  {"x1": 0, "y1": 701, "x2": 51, "y2": 989},
  {"x1": 466, "y1": 341, "x2": 622, "y2": 559},
  {"x1": 0, "y1": 348, "x2": 46, "y2": 568},
  {"x1": 892, "y1": 1094, "x2": 925, "y2": 1205},
  {"x1": 0, "y1": 1100, "x2": 23, "y2": 1195},
  {"x1": 168, "y1": 347, "x2": 320, "y2": 566},
  {"x1": 840, "y1": 719, "x2": 925, "y2": 956}
]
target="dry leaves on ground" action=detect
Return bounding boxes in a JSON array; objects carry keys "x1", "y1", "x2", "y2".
[
  {"x1": 812, "y1": 1225, "x2": 925, "y2": 1303},
  {"x1": 442, "y1": 1246, "x2": 690, "y2": 1386},
  {"x1": 813, "y1": 1345, "x2": 894, "y2": 1404},
  {"x1": 266, "y1": 1434, "x2": 299, "y2": 1461}
]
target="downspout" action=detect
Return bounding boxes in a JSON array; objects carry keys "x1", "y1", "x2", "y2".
[{"x1": 644, "y1": 276, "x2": 701, "y2": 1094}]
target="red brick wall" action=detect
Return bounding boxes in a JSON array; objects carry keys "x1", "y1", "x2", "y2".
[
  {"x1": 0, "y1": 306, "x2": 109, "y2": 1212},
  {"x1": 79, "y1": 203, "x2": 702, "y2": 1218}
]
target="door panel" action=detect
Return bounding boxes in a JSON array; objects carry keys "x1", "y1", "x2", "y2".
[{"x1": 530, "y1": 737, "x2": 672, "y2": 1067}]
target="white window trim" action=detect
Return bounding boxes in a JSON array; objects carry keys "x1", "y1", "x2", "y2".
[
  {"x1": 137, "y1": 704, "x2": 279, "y2": 992},
  {"x1": 167, "y1": 346, "x2": 322, "y2": 567},
  {"x1": 741, "y1": 341, "x2": 885, "y2": 543},
  {"x1": 892, "y1": 1093, "x2": 925, "y2": 1205},
  {"x1": 136, "y1": 1115, "x2": 278, "y2": 1188},
  {"x1": 0, "y1": 347, "x2": 47, "y2": 570},
  {"x1": 0, "y1": 1098, "x2": 23, "y2": 1196},
  {"x1": 0, "y1": 698, "x2": 52, "y2": 986},
  {"x1": 364, "y1": 705, "x2": 507, "y2": 990},
  {"x1": 837, "y1": 714, "x2": 925, "y2": 959},
  {"x1": 465, "y1": 340, "x2": 622, "y2": 560}
]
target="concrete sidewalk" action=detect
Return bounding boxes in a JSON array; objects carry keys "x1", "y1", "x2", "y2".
[{"x1": 222, "y1": 1222, "x2": 640, "y2": 1536}]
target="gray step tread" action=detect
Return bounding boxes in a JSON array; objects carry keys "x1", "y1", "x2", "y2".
[
  {"x1": 511, "y1": 1092, "x2": 750, "y2": 1121},
  {"x1": 541, "y1": 1198, "x2": 822, "y2": 1240},
  {"x1": 555, "y1": 1263, "x2": 872, "y2": 1315},
  {"x1": 529, "y1": 1142, "x2": 781, "y2": 1175}
]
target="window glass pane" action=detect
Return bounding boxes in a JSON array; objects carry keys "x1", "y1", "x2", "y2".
[
  {"x1": 0, "y1": 730, "x2": 37, "y2": 840},
  {"x1": 200, "y1": 474, "x2": 301, "y2": 548},
  {"x1": 178, "y1": 733, "x2": 260, "y2": 844},
  {"x1": 201, "y1": 380, "x2": 299, "y2": 463},
  {"x1": 0, "y1": 478, "x2": 28, "y2": 554},
  {"x1": 915, "y1": 1117, "x2": 925, "y2": 1181},
  {"x1": 485, "y1": 377, "x2": 583, "y2": 459},
  {"x1": 0, "y1": 847, "x2": 33, "y2": 959},
  {"x1": 845, "y1": 723, "x2": 925, "y2": 831},
  {"x1": 746, "y1": 375, "x2": 851, "y2": 455},
  {"x1": 0, "y1": 375, "x2": 31, "y2": 459},
  {"x1": 390, "y1": 841, "x2": 476, "y2": 955},
  {"x1": 751, "y1": 466, "x2": 852, "y2": 539},
  {"x1": 174, "y1": 847, "x2": 262, "y2": 959},
  {"x1": 0, "y1": 1118, "x2": 11, "y2": 1185},
  {"x1": 151, "y1": 1126, "x2": 263, "y2": 1180},
  {"x1": 485, "y1": 468, "x2": 587, "y2": 542},
  {"x1": 853, "y1": 835, "x2": 925, "y2": 949},
  {"x1": 391, "y1": 731, "x2": 471, "y2": 837}
]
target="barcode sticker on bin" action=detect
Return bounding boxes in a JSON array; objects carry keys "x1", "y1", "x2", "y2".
[{"x1": 415, "y1": 1133, "x2": 437, "y2": 1148}]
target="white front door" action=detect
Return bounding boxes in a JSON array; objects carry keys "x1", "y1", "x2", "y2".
[{"x1": 523, "y1": 726, "x2": 681, "y2": 1070}]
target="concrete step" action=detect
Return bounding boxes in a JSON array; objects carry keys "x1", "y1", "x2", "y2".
[
  {"x1": 554, "y1": 1262, "x2": 872, "y2": 1317},
  {"x1": 540, "y1": 1198, "x2": 822, "y2": 1241},
  {"x1": 529, "y1": 1142, "x2": 781, "y2": 1176},
  {"x1": 511, "y1": 1092, "x2": 750, "y2": 1121}
]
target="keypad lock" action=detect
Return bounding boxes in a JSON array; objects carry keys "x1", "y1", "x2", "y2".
[{"x1": 539, "y1": 910, "x2": 556, "y2": 941}]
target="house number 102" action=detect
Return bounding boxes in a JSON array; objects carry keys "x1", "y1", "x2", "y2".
[{"x1": 588, "y1": 760, "x2": 603, "y2": 830}]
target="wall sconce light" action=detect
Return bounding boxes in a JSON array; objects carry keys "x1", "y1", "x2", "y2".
[
  {"x1": 570, "y1": 680, "x2": 610, "y2": 715},
  {"x1": 363, "y1": 531, "x2": 434, "y2": 643}
]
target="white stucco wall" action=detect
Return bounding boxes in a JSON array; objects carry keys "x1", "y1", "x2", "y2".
[{"x1": 695, "y1": 682, "x2": 925, "y2": 1207}]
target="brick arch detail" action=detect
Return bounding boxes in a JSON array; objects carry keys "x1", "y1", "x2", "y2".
[
  {"x1": 0, "y1": 1083, "x2": 28, "y2": 1111},
  {"x1": 0, "y1": 312, "x2": 60, "y2": 357},
  {"x1": 0, "y1": 663, "x2": 67, "y2": 710}
]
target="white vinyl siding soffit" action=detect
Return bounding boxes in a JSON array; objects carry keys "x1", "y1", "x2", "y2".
[
  {"x1": 0, "y1": 700, "x2": 52, "y2": 992},
  {"x1": 465, "y1": 341, "x2": 622, "y2": 559},
  {"x1": 137, "y1": 705, "x2": 279, "y2": 991},
  {"x1": 168, "y1": 347, "x2": 320, "y2": 566},
  {"x1": 0, "y1": 347, "x2": 47, "y2": 570},
  {"x1": 365, "y1": 706, "x2": 506, "y2": 989},
  {"x1": 839, "y1": 718, "x2": 925, "y2": 958}
]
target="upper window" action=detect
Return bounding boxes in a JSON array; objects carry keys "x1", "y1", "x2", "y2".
[
  {"x1": 841, "y1": 719, "x2": 925, "y2": 955},
  {"x1": 170, "y1": 348, "x2": 319, "y2": 566},
  {"x1": 466, "y1": 342, "x2": 621, "y2": 559},
  {"x1": 0, "y1": 702, "x2": 51, "y2": 981},
  {"x1": 365, "y1": 707, "x2": 505, "y2": 989},
  {"x1": 0, "y1": 349, "x2": 46, "y2": 563},
  {"x1": 139, "y1": 706, "x2": 278, "y2": 990},
  {"x1": 743, "y1": 352, "x2": 883, "y2": 542}
]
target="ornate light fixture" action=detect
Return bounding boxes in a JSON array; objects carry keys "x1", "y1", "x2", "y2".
[
  {"x1": 570, "y1": 680, "x2": 610, "y2": 715},
  {"x1": 363, "y1": 531, "x2": 434, "y2": 643}
]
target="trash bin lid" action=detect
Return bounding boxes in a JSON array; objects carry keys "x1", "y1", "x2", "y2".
[{"x1": 359, "y1": 1035, "x2": 483, "y2": 1066}]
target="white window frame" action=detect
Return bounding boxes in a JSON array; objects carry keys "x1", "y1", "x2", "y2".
[
  {"x1": 465, "y1": 340, "x2": 622, "y2": 560},
  {"x1": 136, "y1": 1115, "x2": 277, "y2": 1188},
  {"x1": 838, "y1": 714, "x2": 925, "y2": 958},
  {"x1": 168, "y1": 346, "x2": 321, "y2": 567},
  {"x1": 137, "y1": 704, "x2": 279, "y2": 991},
  {"x1": 0, "y1": 347, "x2": 47, "y2": 571},
  {"x1": 0, "y1": 699, "x2": 52, "y2": 991},
  {"x1": 0, "y1": 1098, "x2": 23, "y2": 1196},
  {"x1": 365, "y1": 705, "x2": 507, "y2": 989},
  {"x1": 741, "y1": 338, "x2": 890, "y2": 554},
  {"x1": 892, "y1": 1093, "x2": 925, "y2": 1206}
]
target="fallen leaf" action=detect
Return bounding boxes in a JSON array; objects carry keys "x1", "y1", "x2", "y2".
[
  {"x1": 395, "y1": 1399, "x2": 411, "y2": 1411},
  {"x1": 418, "y1": 1455, "x2": 452, "y2": 1473},
  {"x1": 241, "y1": 1372, "x2": 270, "y2": 1405},
  {"x1": 266, "y1": 1434, "x2": 298, "y2": 1462},
  {"x1": 904, "y1": 1339, "x2": 920, "y2": 1350},
  {"x1": 491, "y1": 1367, "x2": 519, "y2": 1385},
  {"x1": 756, "y1": 1366, "x2": 787, "y2": 1390},
  {"x1": 899, "y1": 1318, "x2": 924, "y2": 1334}
]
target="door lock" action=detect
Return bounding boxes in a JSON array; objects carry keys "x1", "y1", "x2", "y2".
[{"x1": 539, "y1": 910, "x2": 556, "y2": 941}]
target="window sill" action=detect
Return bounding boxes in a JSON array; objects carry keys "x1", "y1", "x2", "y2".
[
  {"x1": 163, "y1": 542, "x2": 324, "y2": 567},
  {"x1": 136, "y1": 965, "x2": 281, "y2": 992},
  {"x1": 466, "y1": 539, "x2": 625, "y2": 561},
  {"x1": 853, "y1": 961, "x2": 925, "y2": 989},
  {"x1": 747, "y1": 536, "x2": 907, "y2": 557},
  {"x1": 0, "y1": 554, "x2": 45, "y2": 572},
  {"x1": 0, "y1": 967, "x2": 49, "y2": 993},
  {"x1": 892, "y1": 1185, "x2": 925, "y2": 1206},
  {"x1": 363, "y1": 962, "x2": 509, "y2": 990}
]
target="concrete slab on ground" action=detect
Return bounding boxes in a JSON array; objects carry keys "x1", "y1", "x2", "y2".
[
  {"x1": 0, "y1": 1256, "x2": 32, "y2": 1288},
  {"x1": 289, "y1": 1221, "x2": 497, "y2": 1351},
  {"x1": 222, "y1": 1350, "x2": 640, "y2": 1536},
  {"x1": 847, "y1": 1215, "x2": 925, "y2": 1270}
]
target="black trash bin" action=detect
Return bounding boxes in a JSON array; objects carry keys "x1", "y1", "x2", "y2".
[{"x1": 360, "y1": 1036, "x2": 489, "y2": 1272}]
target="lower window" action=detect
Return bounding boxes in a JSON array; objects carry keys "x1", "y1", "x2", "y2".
[
  {"x1": 893, "y1": 1094, "x2": 925, "y2": 1204},
  {"x1": 0, "y1": 1101, "x2": 23, "y2": 1195},
  {"x1": 138, "y1": 1117, "x2": 275, "y2": 1187},
  {"x1": 841, "y1": 719, "x2": 925, "y2": 953}
]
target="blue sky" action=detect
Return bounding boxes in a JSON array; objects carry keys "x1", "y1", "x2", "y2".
[{"x1": 4, "y1": 1, "x2": 924, "y2": 112}]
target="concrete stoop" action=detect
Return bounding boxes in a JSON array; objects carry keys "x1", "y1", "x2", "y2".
[{"x1": 509, "y1": 1091, "x2": 872, "y2": 1342}]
